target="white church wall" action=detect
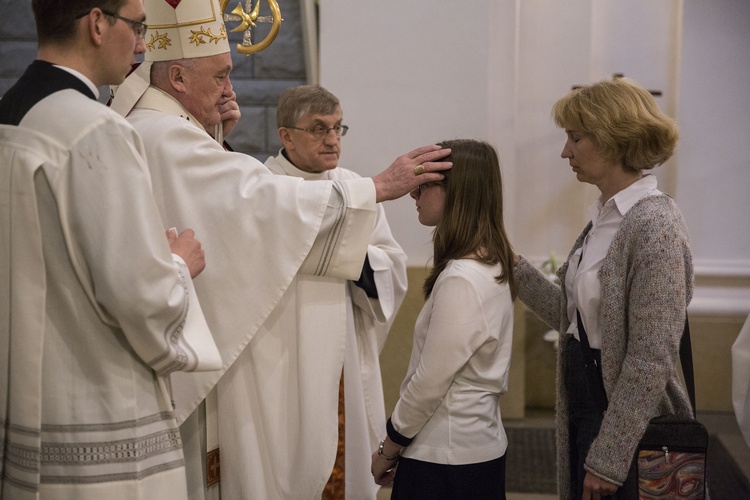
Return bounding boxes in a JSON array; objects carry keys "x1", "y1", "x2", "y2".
[
  {"x1": 320, "y1": 0, "x2": 750, "y2": 316},
  {"x1": 678, "y1": 0, "x2": 750, "y2": 316},
  {"x1": 319, "y1": 0, "x2": 499, "y2": 267}
]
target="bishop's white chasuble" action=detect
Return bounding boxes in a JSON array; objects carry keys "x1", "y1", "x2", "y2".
[{"x1": 125, "y1": 87, "x2": 379, "y2": 499}]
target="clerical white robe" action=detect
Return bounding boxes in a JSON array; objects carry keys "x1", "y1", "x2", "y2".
[
  {"x1": 265, "y1": 152, "x2": 408, "y2": 499},
  {"x1": 732, "y1": 313, "x2": 750, "y2": 448},
  {"x1": 123, "y1": 87, "x2": 379, "y2": 499},
  {"x1": 0, "y1": 82, "x2": 219, "y2": 500}
]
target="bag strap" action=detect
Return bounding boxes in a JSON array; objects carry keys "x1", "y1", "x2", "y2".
[
  {"x1": 679, "y1": 319, "x2": 697, "y2": 416},
  {"x1": 576, "y1": 310, "x2": 696, "y2": 418}
]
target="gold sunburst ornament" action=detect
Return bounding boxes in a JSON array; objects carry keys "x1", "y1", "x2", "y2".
[{"x1": 219, "y1": 0, "x2": 282, "y2": 55}]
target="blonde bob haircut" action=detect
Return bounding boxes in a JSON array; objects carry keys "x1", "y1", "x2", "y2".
[{"x1": 552, "y1": 78, "x2": 679, "y2": 172}]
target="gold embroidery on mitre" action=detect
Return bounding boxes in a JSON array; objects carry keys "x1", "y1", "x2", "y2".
[
  {"x1": 146, "y1": 32, "x2": 173, "y2": 51},
  {"x1": 189, "y1": 25, "x2": 228, "y2": 46}
]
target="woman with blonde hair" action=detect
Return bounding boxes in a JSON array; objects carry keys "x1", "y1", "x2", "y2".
[
  {"x1": 515, "y1": 78, "x2": 693, "y2": 499},
  {"x1": 371, "y1": 139, "x2": 515, "y2": 499}
]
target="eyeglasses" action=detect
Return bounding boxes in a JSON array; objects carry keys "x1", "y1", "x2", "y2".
[
  {"x1": 286, "y1": 124, "x2": 349, "y2": 139},
  {"x1": 101, "y1": 9, "x2": 148, "y2": 38},
  {"x1": 76, "y1": 9, "x2": 148, "y2": 38},
  {"x1": 416, "y1": 181, "x2": 444, "y2": 196}
]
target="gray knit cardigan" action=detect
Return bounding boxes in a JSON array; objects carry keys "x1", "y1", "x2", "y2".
[{"x1": 515, "y1": 194, "x2": 694, "y2": 499}]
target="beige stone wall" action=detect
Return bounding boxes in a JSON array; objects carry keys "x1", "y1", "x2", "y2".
[{"x1": 690, "y1": 314, "x2": 744, "y2": 412}]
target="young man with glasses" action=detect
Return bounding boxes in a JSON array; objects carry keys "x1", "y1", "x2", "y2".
[
  {"x1": 265, "y1": 85, "x2": 408, "y2": 499},
  {"x1": 0, "y1": 1, "x2": 221, "y2": 498}
]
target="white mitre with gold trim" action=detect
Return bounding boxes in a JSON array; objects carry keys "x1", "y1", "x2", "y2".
[
  {"x1": 144, "y1": 0, "x2": 229, "y2": 61},
  {"x1": 111, "y1": 0, "x2": 230, "y2": 117}
]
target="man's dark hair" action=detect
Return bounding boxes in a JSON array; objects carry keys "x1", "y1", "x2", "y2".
[{"x1": 32, "y1": 0, "x2": 128, "y2": 43}]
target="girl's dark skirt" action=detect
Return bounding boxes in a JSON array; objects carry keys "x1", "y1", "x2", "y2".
[{"x1": 390, "y1": 453, "x2": 506, "y2": 500}]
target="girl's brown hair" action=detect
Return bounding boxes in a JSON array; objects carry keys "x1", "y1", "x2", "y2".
[{"x1": 423, "y1": 139, "x2": 516, "y2": 299}]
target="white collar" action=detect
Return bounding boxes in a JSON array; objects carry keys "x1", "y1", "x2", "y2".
[
  {"x1": 275, "y1": 148, "x2": 332, "y2": 181},
  {"x1": 589, "y1": 174, "x2": 660, "y2": 223}
]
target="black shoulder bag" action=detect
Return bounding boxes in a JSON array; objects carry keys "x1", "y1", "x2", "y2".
[{"x1": 576, "y1": 310, "x2": 708, "y2": 499}]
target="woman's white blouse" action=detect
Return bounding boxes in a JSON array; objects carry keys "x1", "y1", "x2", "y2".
[
  {"x1": 565, "y1": 175, "x2": 661, "y2": 348},
  {"x1": 391, "y1": 259, "x2": 514, "y2": 465}
]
